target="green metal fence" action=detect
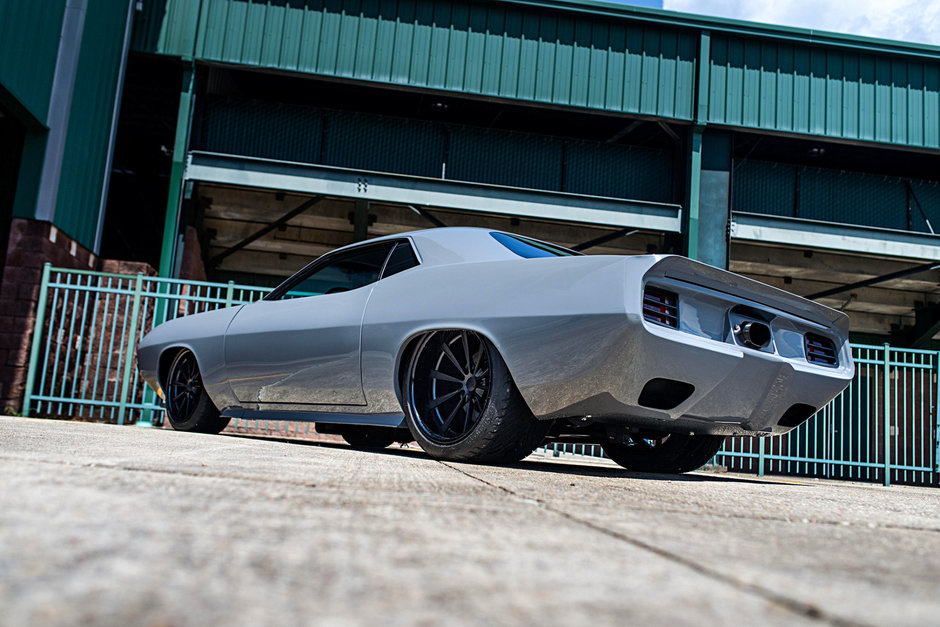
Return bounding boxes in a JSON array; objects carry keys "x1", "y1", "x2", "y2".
[{"x1": 23, "y1": 264, "x2": 940, "y2": 487}]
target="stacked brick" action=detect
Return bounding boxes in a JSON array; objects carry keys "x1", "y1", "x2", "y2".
[{"x1": 0, "y1": 219, "x2": 96, "y2": 413}]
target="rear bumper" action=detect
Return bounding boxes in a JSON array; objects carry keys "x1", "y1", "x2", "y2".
[
  {"x1": 526, "y1": 256, "x2": 854, "y2": 436},
  {"x1": 534, "y1": 318, "x2": 852, "y2": 436}
]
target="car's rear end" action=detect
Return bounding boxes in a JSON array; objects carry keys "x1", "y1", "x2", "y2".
[{"x1": 612, "y1": 255, "x2": 854, "y2": 437}]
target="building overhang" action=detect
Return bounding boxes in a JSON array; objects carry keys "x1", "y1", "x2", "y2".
[
  {"x1": 731, "y1": 212, "x2": 940, "y2": 261},
  {"x1": 184, "y1": 152, "x2": 683, "y2": 234}
]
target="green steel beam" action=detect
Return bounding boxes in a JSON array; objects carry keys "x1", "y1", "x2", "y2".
[
  {"x1": 184, "y1": 152, "x2": 683, "y2": 233},
  {"x1": 159, "y1": 64, "x2": 194, "y2": 277},
  {"x1": 685, "y1": 126, "x2": 703, "y2": 260}
]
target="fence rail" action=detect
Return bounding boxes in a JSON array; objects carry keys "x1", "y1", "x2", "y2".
[{"x1": 23, "y1": 264, "x2": 940, "y2": 487}]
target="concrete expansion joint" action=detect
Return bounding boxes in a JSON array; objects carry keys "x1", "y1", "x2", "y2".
[{"x1": 439, "y1": 461, "x2": 866, "y2": 627}]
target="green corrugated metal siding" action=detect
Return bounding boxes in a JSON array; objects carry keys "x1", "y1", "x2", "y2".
[
  {"x1": 145, "y1": 0, "x2": 696, "y2": 119},
  {"x1": 0, "y1": 0, "x2": 66, "y2": 123},
  {"x1": 733, "y1": 159, "x2": 940, "y2": 232},
  {"x1": 53, "y1": 0, "x2": 132, "y2": 249},
  {"x1": 707, "y1": 35, "x2": 940, "y2": 150}
]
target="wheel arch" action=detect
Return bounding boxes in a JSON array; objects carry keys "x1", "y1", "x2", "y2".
[
  {"x1": 392, "y1": 326, "x2": 534, "y2": 416},
  {"x1": 157, "y1": 344, "x2": 199, "y2": 392}
]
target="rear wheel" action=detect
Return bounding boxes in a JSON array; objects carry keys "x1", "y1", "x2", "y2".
[
  {"x1": 601, "y1": 432, "x2": 724, "y2": 474},
  {"x1": 164, "y1": 350, "x2": 230, "y2": 434},
  {"x1": 404, "y1": 330, "x2": 549, "y2": 464}
]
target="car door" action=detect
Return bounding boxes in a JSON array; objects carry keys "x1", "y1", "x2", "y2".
[{"x1": 223, "y1": 242, "x2": 396, "y2": 406}]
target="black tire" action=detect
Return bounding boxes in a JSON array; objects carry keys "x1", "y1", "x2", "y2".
[
  {"x1": 601, "y1": 432, "x2": 724, "y2": 474},
  {"x1": 339, "y1": 426, "x2": 397, "y2": 449},
  {"x1": 164, "y1": 350, "x2": 230, "y2": 434},
  {"x1": 403, "y1": 330, "x2": 550, "y2": 464}
]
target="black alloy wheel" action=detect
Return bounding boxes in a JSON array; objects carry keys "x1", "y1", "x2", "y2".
[
  {"x1": 164, "y1": 350, "x2": 230, "y2": 434},
  {"x1": 404, "y1": 330, "x2": 550, "y2": 463},
  {"x1": 409, "y1": 330, "x2": 491, "y2": 445},
  {"x1": 167, "y1": 351, "x2": 201, "y2": 421},
  {"x1": 601, "y1": 431, "x2": 725, "y2": 474}
]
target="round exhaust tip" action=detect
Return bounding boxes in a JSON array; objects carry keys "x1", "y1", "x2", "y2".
[{"x1": 736, "y1": 321, "x2": 771, "y2": 349}]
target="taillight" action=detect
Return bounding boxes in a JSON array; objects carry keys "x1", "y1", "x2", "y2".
[
  {"x1": 643, "y1": 287, "x2": 679, "y2": 329},
  {"x1": 804, "y1": 333, "x2": 837, "y2": 366}
]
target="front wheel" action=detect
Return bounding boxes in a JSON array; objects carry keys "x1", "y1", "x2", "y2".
[
  {"x1": 403, "y1": 330, "x2": 549, "y2": 464},
  {"x1": 601, "y1": 432, "x2": 724, "y2": 474},
  {"x1": 164, "y1": 350, "x2": 230, "y2": 434}
]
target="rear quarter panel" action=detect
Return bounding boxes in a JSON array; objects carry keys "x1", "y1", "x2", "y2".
[{"x1": 360, "y1": 255, "x2": 651, "y2": 415}]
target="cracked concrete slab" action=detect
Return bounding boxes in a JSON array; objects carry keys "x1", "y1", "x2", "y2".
[{"x1": 0, "y1": 417, "x2": 937, "y2": 626}]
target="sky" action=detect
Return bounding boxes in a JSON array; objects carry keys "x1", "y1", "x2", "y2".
[{"x1": 620, "y1": 0, "x2": 940, "y2": 46}]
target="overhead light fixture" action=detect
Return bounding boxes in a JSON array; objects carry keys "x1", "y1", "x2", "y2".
[{"x1": 808, "y1": 147, "x2": 825, "y2": 158}]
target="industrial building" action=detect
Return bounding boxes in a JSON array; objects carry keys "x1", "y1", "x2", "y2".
[{"x1": 1, "y1": 0, "x2": 939, "y2": 484}]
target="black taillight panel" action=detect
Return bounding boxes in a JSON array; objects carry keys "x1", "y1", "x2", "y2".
[
  {"x1": 804, "y1": 333, "x2": 837, "y2": 367},
  {"x1": 643, "y1": 287, "x2": 679, "y2": 329}
]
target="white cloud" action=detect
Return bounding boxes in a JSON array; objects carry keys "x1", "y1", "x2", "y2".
[{"x1": 661, "y1": 0, "x2": 940, "y2": 46}]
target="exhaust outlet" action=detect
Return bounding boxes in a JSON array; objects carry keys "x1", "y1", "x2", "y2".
[{"x1": 735, "y1": 321, "x2": 771, "y2": 350}]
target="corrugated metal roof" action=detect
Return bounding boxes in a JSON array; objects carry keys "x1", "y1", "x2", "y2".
[{"x1": 136, "y1": 0, "x2": 940, "y2": 150}]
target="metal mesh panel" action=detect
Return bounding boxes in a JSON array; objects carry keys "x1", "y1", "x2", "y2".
[
  {"x1": 321, "y1": 111, "x2": 445, "y2": 178},
  {"x1": 197, "y1": 96, "x2": 322, "y2": 163},
  {"x1": 565, "y1": 142, "x2": 673, "y2": 203},
  {"x1": 798, "y1": 168, "x2": 908, "y2": 229},
  {"x1": 448, "y1": 127, "x2": 564, "y2": 191},
  {"x1": 909, "y1": 179, "x2": 940, "y2": 233},
  {"x1": 732, "y1": 160, "x2": 796, "y2": 216}
]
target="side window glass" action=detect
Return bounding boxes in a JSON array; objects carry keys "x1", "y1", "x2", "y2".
[
  {"x1": 282, "y1": 244, "x2": 393, "y2": 299},
  {"x1": 381, "y1": 242, "x2": 420, "y2": 279}
]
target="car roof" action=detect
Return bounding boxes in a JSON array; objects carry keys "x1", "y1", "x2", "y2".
[{"x1": 329, "y1": 227, "x2": 568, "y2": 267}]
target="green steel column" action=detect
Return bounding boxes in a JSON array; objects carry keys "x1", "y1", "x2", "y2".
[
  {"x1": 696, "y1": 131, "x2": 732, "y2": 269},
  {"x1": 686, "y1": 126, "x2": 703, "y2": 261},
  {"x1": 159, "y1": 64, "x2": 195, "y2": 277},
  {"x1": 22, "y1": 263, "x2": 52, "y2": 417}
]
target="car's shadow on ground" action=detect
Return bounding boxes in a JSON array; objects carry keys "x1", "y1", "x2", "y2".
[{"x1": 221, "y1": 432, "x2": 785, "y2": 485}]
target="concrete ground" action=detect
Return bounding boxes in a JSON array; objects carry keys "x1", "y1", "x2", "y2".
[{"x1": 0, "y1": 417, "x2": 938, "y2": 627}]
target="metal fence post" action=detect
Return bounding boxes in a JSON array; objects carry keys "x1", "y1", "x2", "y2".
[
  {"x1": 758, "y1": 436, "x2": 765, "y2": 476},
  {"x1": 883, "y1": 343, "x2": 891, "y2": 487},
  {"x1": 117, "y1": 274, "x2": 144, "y2": 425},
  {"x1": 22, "y1": 263, "x2": 52, "y2": 417},
  {"x1": 935, "y1": 352, "x2": 940, "y2": 476},
  {"x1": 225, "y1": 280, "x2": 234, "y2": 307}
]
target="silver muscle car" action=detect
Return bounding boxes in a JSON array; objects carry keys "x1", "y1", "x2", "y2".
[{"x1": 137, "y1": 227, "x2": 854, "y2": 473}]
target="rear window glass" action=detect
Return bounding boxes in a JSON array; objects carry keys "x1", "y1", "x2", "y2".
[{"x1": 490, "y1": 232, "x2": 581, "y2": 258}]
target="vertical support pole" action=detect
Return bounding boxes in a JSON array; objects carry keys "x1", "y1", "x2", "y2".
[
  {"x1": 117, "y1": 274, "x2": 144, "y2": 425},
  {"x1": 353, "y1": 199, "x2": 370, "y2": 242},
  {"x1": 22, "y1": 263, "x2": 52, "y2": 417},
  {"x1": 159, "y1": 64, "x2": 195, "y2": 278},
  {"x1": 883, "y1": 343, "x2": 892, "y2": 486},
  {"x1": 686, "y1": 127, "x2": 702, "y2": 261}
]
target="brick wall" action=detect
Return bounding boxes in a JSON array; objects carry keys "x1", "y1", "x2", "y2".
[{"x1": 0, "y1": 219, "x2": 100, "y2": 413}]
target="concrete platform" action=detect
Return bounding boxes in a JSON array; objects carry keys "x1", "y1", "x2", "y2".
[{"x1": 0, "y1": 416, "x2": 937, "y2": 626}]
